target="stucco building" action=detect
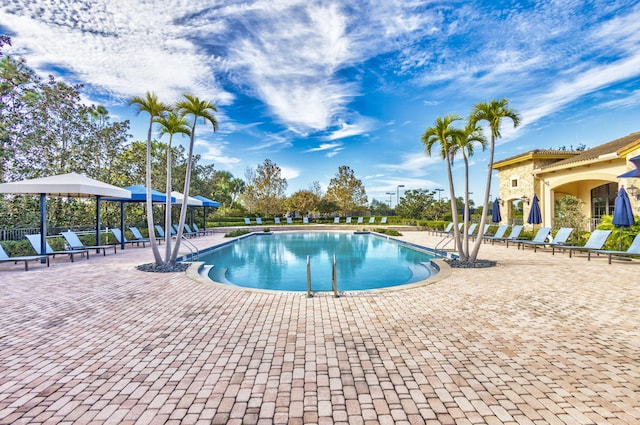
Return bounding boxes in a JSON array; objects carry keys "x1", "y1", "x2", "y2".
[{"x1": 493, "y1": 131, "x2": 640, "y2": 230}]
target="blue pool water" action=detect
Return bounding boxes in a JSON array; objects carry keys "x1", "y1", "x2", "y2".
[{"x1": 198, "y1": 232, "x2": 438, "y2": 291}]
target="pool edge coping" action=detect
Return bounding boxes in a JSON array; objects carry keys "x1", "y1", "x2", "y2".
[{"x1": 183, "y1": 231, "x2": 454, "y2": 295}]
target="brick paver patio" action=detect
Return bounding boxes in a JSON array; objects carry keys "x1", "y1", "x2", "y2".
[{"x1": 1, "y1": 230, "x2": 638, "y2": 424}]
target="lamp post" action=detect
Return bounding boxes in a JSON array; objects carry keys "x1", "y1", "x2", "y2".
[
  {"x1": 435, "y1": 188, "x2": 444, "y2": 201},
  {"x1": 386, "y1": 192, "x2": 394, "y2": 208},
  {"x1": 396, "y1": 184, "x2": 405, "y2": 209}
]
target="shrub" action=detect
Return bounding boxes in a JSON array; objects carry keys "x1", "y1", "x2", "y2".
[{"x1": 224, "y1": 229, "x2": 250, "y2": 238}]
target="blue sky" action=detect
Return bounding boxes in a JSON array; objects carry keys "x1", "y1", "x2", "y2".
[{"x1": 2, "y1": 0, "x2": 640, "y2": 206}]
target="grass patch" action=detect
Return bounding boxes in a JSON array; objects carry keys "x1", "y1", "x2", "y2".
[{"x1": 224, "y1": 229, "x2": 250, "y2": 238}]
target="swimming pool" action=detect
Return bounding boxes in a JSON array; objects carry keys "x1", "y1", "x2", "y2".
[{"x1": 197, "y1": 231, "x2": 440, "y2": 292}]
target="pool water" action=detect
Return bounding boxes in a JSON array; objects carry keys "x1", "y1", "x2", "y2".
[{"x1": 198, "y1": 232, "x2": 437, "y2": 291}]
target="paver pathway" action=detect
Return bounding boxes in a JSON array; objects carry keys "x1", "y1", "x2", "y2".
[{"x1": 1, "y1": 230, "x2": 638, "y2": 424}]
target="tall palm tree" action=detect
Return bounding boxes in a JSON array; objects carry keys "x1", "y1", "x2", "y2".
[
  {"x1": 155, "y1": 112, "x2": 191, "y2": 262},
  {"x1": 422, "y1": 114, "x2": 466, "y2": 258},
  {"x1": 451, "y1": 121, "x2": 487, "y2": 257},
  {"x1": 170, "y1": 94, "x2": 218, "y2": 263},
  {"x1": 469, "y1": 98, "x2": 520, "y2": 261},
  {"x1": 128, "y1": 92, "x2": 171, "y2": 265}
]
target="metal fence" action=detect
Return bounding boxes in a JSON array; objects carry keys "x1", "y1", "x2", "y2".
[{"x1": 0, "y1": 225, "x2": 99, "y2": 242}]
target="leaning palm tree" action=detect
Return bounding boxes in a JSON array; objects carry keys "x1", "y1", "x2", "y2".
[
  {"x1": 422, "y1": 114, "x2": 465, "y2": 258},
  {"x1": 468, "y1": 98, "x2": 520, "y2": 261},
  {"x1": 128, "y1": 92, "x2": 171, "y2": 265},
  {"x1": 451, "y1": 121, "x2": 487, "y2": 256},
  {"x1": 170, "y1": 94, "x2": 218, "y2": 264},
  {"x1": 154, "y1": 112, "x2": 191, "y2": 262}
]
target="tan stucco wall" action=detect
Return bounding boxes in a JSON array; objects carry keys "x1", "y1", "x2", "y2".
[{"x1": 497, "y1": 152, "x2": 640, "y2": 228}]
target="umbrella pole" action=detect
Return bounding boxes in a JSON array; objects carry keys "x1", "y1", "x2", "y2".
[{"x1": 39, "y1": 193, "x2": 47, "y2": 262}]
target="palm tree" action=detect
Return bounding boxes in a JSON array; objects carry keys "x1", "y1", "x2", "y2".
[
  {"x1": 422, "y1": 114, "x2": 465, "y2": 258},
  {"x1": 469, "y1": 98, "x2": 520, "y2": 261},
  {"x1": 170, "y1": 94, "x2": 218, "y2": 263},
  {"x1": 154, "y1": 112, "x2": 191, "y2": 262},
  {"x1": 128, "y1": 92, "x2": 171, "y2": 265},
  {"x1": 451, "y1": 121, "x2": 487, "y2": 256}
]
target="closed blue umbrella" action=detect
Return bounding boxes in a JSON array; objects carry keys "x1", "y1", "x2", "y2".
[
  {"x1": 491, "y1": 198, "x2": 502, "y2": 223},
  {"x1": 612, "y1": 187, "x2": 636, "y2": 249},
  {"x1": 527, "y1": 194, "x2": 542, "y2": 231}
]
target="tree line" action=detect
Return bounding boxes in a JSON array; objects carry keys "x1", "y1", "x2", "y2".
[{"x1": 0, "y1": 38, "x2": 375, "y2": 236}]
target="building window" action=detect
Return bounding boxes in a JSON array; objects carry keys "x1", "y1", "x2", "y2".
[{"x1": 511, "y1": 179, "x2": 518, "y2": 188}]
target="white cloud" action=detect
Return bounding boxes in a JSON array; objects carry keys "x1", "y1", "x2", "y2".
[
  {"x1": 305, "y1": 142, "x2": 342, "y2": 153},
  {"x1": 194, "y1": 140, "x2": 241, "y2": 167}
]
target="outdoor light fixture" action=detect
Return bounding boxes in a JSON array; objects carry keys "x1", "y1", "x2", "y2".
[{"x1": 520, "y1": 195, "x2": 530, "y2": 205}]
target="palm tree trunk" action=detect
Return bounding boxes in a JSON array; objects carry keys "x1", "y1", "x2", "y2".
[
  {"x1": 463, "y1": 155, "x2": 470, "y2": 257},
  {"x1": 146, "y1": 118, "x2": 163, "y2": 265},
  {"x1": 170, "y1": 124, "x2": 196, "y2": 264},
  {"x1": 445, "y1": 155, "x2": 465, "y2": 259},
  {"x1": 164, "y1": 137, "x2": 173, "y2": 262},
  {"x1": 469, "y1": 135, "x2": 495, "y2": 261}
]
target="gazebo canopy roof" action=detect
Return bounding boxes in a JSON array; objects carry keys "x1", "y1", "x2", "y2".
[{"x1": 0, "y1": 172, "x2": 131, "y2": 198}]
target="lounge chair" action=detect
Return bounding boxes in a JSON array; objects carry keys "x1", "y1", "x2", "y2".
[
  {"x1": 129, "y1": 226, "x2": 157, "y2": 244},
  {"x1": 184, "y1": 224, "x2": 203, "y2": 237},
  {"x1": 471, "y1": 224, "x2": 490, "y2": 241},
  {"x1": 487, "y1": 225, "x2": 523, "y2": 247},
  {"x1": 433, "y1": 222, "x2": 454, "y2": 236},
  {"x1": 191, "y1": 223, "x2": 210, "y2": 235},
  {"x1": 244, "y1": 218, "x2": 251, "y2": 225},
  {"x1": 519, "y1": 227, "x2": 573, "y2": 252},
  {"x1": 25, "y1": 234, "x2": 89, "y2": 261},
  {"x1": 346, "y1": 217, "x2": 352, "y2": 224},
  {"x1": 0, "y1": 243, "x2": 49, "y2": 271},
  {"x1": 334, "y1": 217, "x2": 340, "y2": 224},
  {"x1": 552, "y1": 229, "x2": 612, "y2": 258},
  {"x1": 111, "y1": 228, "x2": 144, "y2": 248},
  {"x1": 287, "y1": 217, "x2": 293, "y2": 224},
  {"x1": 274, "y1": 217, "x2": 281, "y2": 224},
  {"x1": 61, "y1": 230, "x2": 116, "y2": 256},
  {"x1": 303, "y1": 217, "x2": 309, "y2": 224},
  {"x1": 155, "y1": 224, "x2": 177, "y2": 238},
  {"x1": 369, "y1": 217, "x2": 375, "y2": 224},
  {"x1": 175, "y1": 224, "x2": 197, "y2": 238},
  {"x1": 256, "y1": 217, "x2": 263, "y2": 225},
  {"x1": 588, "y1": 233, "x2": 640, "y2": 263},
  {"x1": 483, "y1": 224, "x2": 508, "y2": 243},
  {"x1": 380, "y1": 217, "x2": 387, "y2": 224},
  {"x1": 465, "y1": 223, "x2": 478, "y2": 237},
  {"x1": 357, "y1": 217, "x2": 363, "y2": 224},
  {"x1": 515, "y1": 227, "x2": 552, "y2": 250}
]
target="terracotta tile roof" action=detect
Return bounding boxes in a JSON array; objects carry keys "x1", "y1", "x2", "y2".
[
  {"x1": 495, "y1": 149, "x2": 579, "y2": 165},
  {"x1": 540, "y1": 131, "x2": 640, "y2": 169}
]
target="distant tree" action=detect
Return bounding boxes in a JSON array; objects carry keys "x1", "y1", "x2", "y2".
[
  {"x1": 253, "y1": 159, "x2": 287, "y2": 216},
  {"x1": 468, "y1": 98, "x2": 520, "y2": 262},
  {"x1": 325, "y1": 165, "x2": 368, "y2": 215},
  {"x1": 228, "y1": 177, "x2": 245, "y2": 207},
  {"x1": 395, "y1": 189, "x2": 436, "y2": 219},
  {"x1": 317, "y1": 198, "x2": 340, "y2": 216},
  {"x1": 369, "y1": 199, "x2": 389, "y2": 216},
  {"x1": 286, "y1": 190, "x2": 321, "y2": 216},
  {"x1": 241, "y1": 166, "x2": 259, "y2": 215}
]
